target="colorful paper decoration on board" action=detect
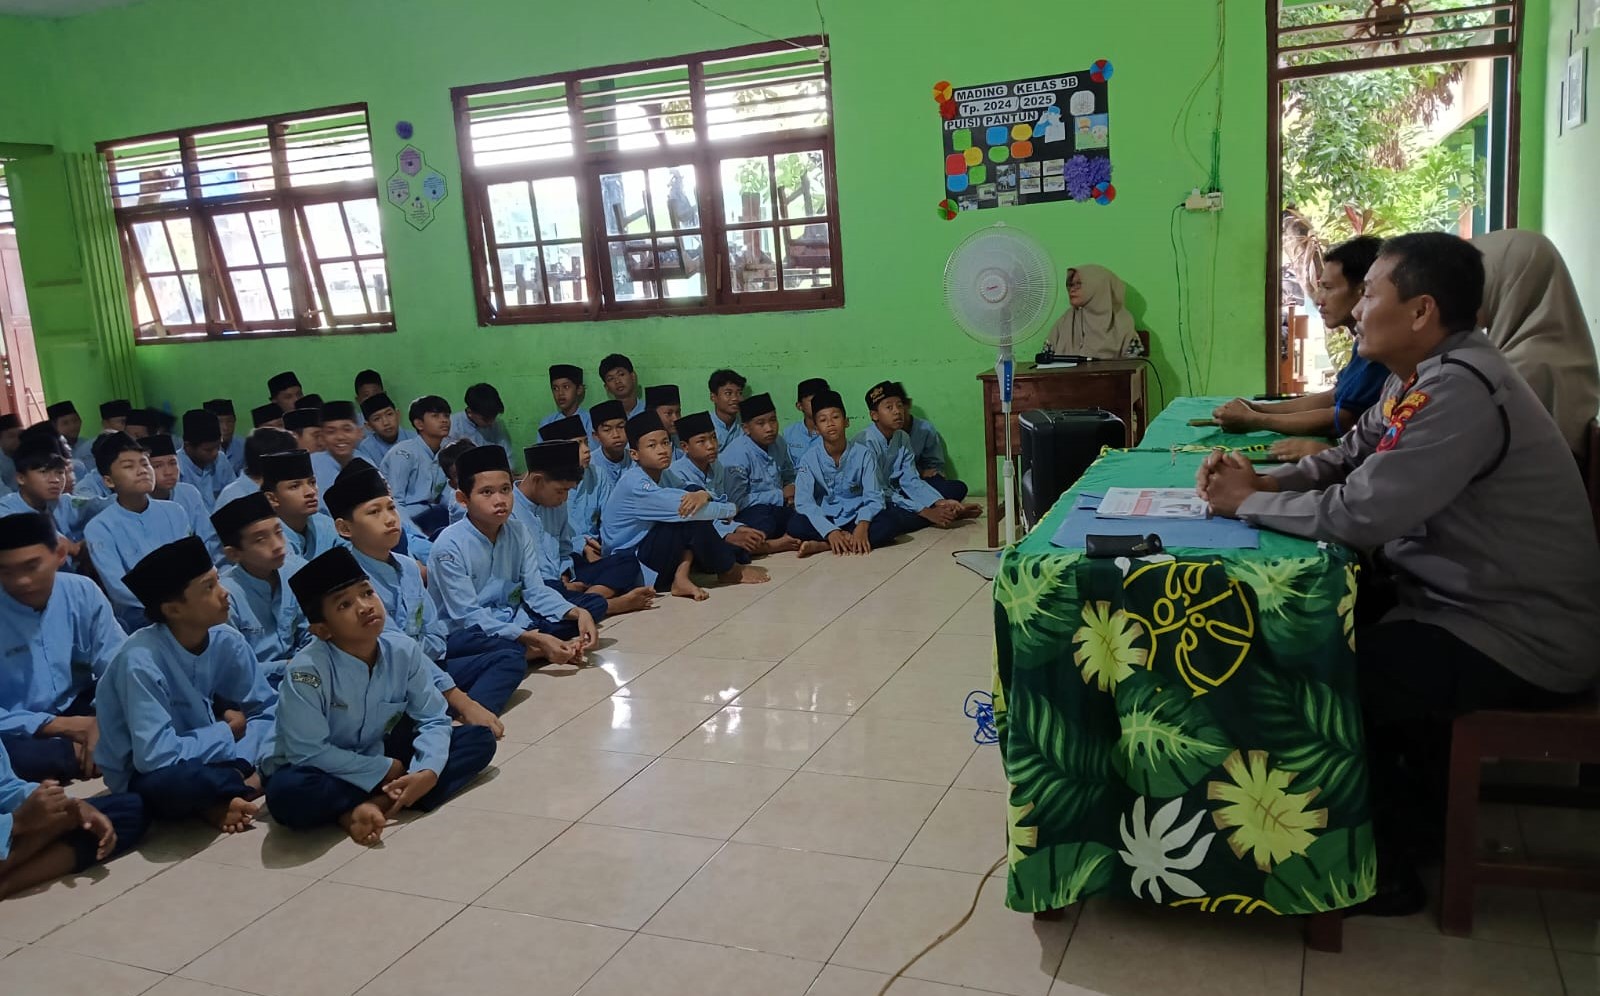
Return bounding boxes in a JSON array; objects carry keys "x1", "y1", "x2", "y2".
[
  {"x1": 937, "y1": 198, "x2": 959, "y2": 220},
  {"x1": 386, "y1": 144, "x2": 448, "y2": 231},
  {"x1": 934, "y1": 64, "x2": 1114, "y2": 212},
  {"x1": 395, "y1": 120, "x2": 414, "y2": 139}
]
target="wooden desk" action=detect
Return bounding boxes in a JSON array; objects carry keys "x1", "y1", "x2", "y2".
[{"x1": 977, "y1": 360, "x2": 1147, "y2": 546}]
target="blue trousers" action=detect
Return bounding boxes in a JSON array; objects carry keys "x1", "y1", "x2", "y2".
[
  {"x1": 544, "y1": 579, "x2": 608, "y2": 624},
  {"x1": 129, "y1": 759, "x2": 256, "y2": 820},
  {"x1": 635, "y1": 520, "x2": 739, "y2": 591},
  {"x1": 736, "y1": 503, "x2": 793, "y2": 539},
  {"x1": 443, "y1": 629, "x2": 528, "y2": 715},
  {"x1": 1, "y1": 688, "x2": 96, "y2": 783},
  {"x1": 265, "y1": 724, "x2": 496, "y2": 831},
  {"x1": 65, "y1": 792, "x2": 147, "y2": 872},
  {"x1": 570, "y1": 551, "x2": 642, "y2": 593},
  {"x1": 411, "y1": 504, "x2": 452, "y2": 540},
  {"x1": 925, "y1": 474, "x2": 969, "y2": 502},
  {"x1": 787, "y1": 512, "x2": 907, "y2": 548}
]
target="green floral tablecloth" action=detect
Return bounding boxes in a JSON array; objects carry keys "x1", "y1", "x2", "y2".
[{"x1": 993, "y1": 428, "x2": 1376, "y2": 918}]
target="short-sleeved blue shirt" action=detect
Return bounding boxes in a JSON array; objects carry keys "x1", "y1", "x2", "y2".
[{"x1": 1332, "y1": 352, "x2": 1391, "y2": 434}]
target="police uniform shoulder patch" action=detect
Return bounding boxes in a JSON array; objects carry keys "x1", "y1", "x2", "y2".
[
  {"x1": 1377, "y1": 389, "x2": 1430, "y2": 453},
  {"x1": 289, "y1": 670, "x2": 322, "y2": 689}
]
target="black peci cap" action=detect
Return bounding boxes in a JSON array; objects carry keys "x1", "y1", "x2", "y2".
[
  {"x1": 360, "y1": 392, "x2": 396, "y2": 419},
  {"x1": 323, "y1": 464, "x2": 390, "y2": 520},
  {"x1": 864, "y1": 380, "x2": 907, "y2": 412},
  {"x1": 589, "y1": 400, "x2": 626, "y2": 426},
  {"x1": 100, "y1": 399, "x2": 134, "y2": 420},
  {"x1": 0, "y1": 511, "x2": 58, "y2": 551},
  {"x1": 454, "y1": 444, "x2": 511, "y2": 488},
  {"x1": 739, "y1": 393, "x2": 776, "y2": 421},
  {"x1": 538, "y1": 415, "x2": 586, "y2": 442},
  {"x1": 260, "y1": 449, "x2": 314, "y2": 488},
  {"x1": 203, "y1": 398, "x2": 235, "y2": 417},
  {"x1": 267, "y1": 371, "x2": 300, "y2": 396},
  {"x1": 809, "y1": 390, "x2": 846, "y2": 418},
  {"x1": 321, "y1": 401, "x2": 359, "y2": 424},
  {"x1": 123, "y1": 537, "x2": 213, "y2": 613},
  {"x1": 549, "y1": 364, "x2": 584, "y2": 385},
  {"x1": 251, "y1": 403, "x2": 284, "y2": 428},
  {"x1": 626, "y1": 411, "x2": 666, "y2": 448},
  {"x1": 675, "y1": 410, "x2": 715, "y2": 442},
  {"x1": 210, "y1": 492, "x2": 277, "y2": 546},
  {"x1": 289, "y1": 547, "x2": 369, "y2": 623},
  {"x1": 0, "y1": 414, "x2": 19, "y2": 433},
  {"x1": 181, "y1": 409, "x2": 222, "y2": 444},
  {"x1": 144, "y1": 434, "x2": 178, "y2": 458},
  {"x1": 283, "y1": 408, "x2": 322, "y2": 433},
  {"x1": 645, "y1": 384, "x2": 680, "y2": 409},
  {"x1": 523, "y1": 441, "x2": 583, "y2": 481},
  {"x1": 46, "y1": 401, "x2": 77, "y2": 421}
]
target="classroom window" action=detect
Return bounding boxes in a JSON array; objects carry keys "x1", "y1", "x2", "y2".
[
  {"x1": 453, "y1": 37, "x2": 842, "y2": 325},
  {"x1": 0, "y1": 165, "x2": 14, "y2": 232},
  {"x1": 99, "y1": 105, "x2": 393, "y2": 343}
]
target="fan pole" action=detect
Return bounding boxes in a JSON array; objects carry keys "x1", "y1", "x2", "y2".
[{"x1": 996, "y1": 345, "x2": 1017, "y2": 547}]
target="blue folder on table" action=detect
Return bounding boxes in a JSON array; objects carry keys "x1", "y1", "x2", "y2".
[{"x1": 1049, "y1": 493, "x2": 1261, "y2": 550}]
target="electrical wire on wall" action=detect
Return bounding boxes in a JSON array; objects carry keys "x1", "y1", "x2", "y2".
[{"x1": 677, "y1": 0, "x2": 826, "y2": 50}]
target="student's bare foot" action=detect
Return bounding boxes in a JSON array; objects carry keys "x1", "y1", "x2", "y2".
[
  {"x1": 762, "y1": 536, "x2": 801, "y2": 555},
  {"x1": 203, "y1": 797, "x2": 259, "y2": 834},
  {"x1": 611, "y1": 586, "x2": 657, "y2": 613},
  {"x1": 797, "y1": 540, "x2": 830, "y2": 558},
  {"x1": 338, "y1": 802, "x2": 388, "y2": 846},
  {"x1": 670, "y1": 576, "x2": 710, "y2": 600},
  {"x1": 957, "y1": 503, "x2": 983, "y2": 520},
  {"x1": 527, "y1": 632, "x2": 581, "y2": 666},
  {"x1": 720, "y1": 565, "x2": 770, "y2": 585}
]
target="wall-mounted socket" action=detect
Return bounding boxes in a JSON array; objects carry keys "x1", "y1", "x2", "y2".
[{"x1": 1184, "y1": 188, "x2": 1224, "y2": 212}]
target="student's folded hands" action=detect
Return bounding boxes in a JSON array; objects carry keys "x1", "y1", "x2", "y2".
[{"x1": 382, "y1": 769, "x2": 438, "y2": 817}]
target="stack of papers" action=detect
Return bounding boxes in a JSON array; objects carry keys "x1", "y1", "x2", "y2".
[
  {"x1": 1095, "y1": 487, "x2": 1208, "y2": 520},
  {"x1": 1049, "y1": 492, "x2": 1260, "y2": 550}
]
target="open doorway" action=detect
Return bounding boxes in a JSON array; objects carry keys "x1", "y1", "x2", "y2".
[
  {"x1": 1267, "y1": 0, "x2": 1524, "y2": 394},
  {"x1": 0, "y1": 163, "x2": 47, "y2": 424}
]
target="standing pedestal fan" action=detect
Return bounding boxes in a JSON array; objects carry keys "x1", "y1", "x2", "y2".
[{"x1": 944, "y1": 223, "x2": 1057, "y2": 547}]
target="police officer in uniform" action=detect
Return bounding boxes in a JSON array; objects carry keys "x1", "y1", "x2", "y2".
[{"x1": 1200, "y1": 232, "x2": 1600, "y2": 915}]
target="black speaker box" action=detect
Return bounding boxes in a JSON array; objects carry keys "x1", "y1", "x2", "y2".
[{"x1": 1018, "y1": 408, "x2": 1126, "y2": 529}]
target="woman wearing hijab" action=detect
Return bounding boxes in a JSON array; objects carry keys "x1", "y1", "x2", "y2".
[
  {"x1": 1044, "y1": 265, "x2": 1140, "y2": 359},
  {"x1": 1474, "y1": 230, "x2": 1599, "y2": 453}
]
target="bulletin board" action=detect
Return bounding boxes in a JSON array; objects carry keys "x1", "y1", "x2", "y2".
[{"x1": 935, "y1": 61, "x2": 1114, "y2": 213}]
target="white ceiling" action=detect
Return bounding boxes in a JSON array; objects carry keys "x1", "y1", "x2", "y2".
[{"x1": 0, "y1": 0, "x2": 144, "y2": 16}]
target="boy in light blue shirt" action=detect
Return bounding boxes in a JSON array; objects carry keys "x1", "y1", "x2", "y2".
[
  {"x1": 436, "y1": 440, "x2": 473, "y2": 527},
  {"x1": 646, "y1": 384, "x2": 684, "y2": 461},
  {"x1": 327, "y1": 460, "x2": 520, "y2": 728},
  {"x1": 599, "y1": 353, "x2": 647, "y2": 418},
  {"x1": 47, "y1": 401, "x2": 92, "y2": 483},
  {"x1": 446, "y1": 383, "x2": 515, "y2": 467},
  {"x1": 428, "y1": 445, "x2": 597, "y2": 666},
  {"x1": 0, "y1": 430, "x2": 96, "y2": 568},
  {"x1": 588, "y1": 400, "x2": 633, "y2": 500},
  {"x1": 146, "y1": 434, "x2": 224, "y2": 566},
  {"x1": 721, "y1": 393, "x2": 802, "y2": 555},
  {"x1": 662, "y1": 411, "x2": 764, "y2": 563},
  {"x1": 283, "y1": 406, "x2": 323, "y2": 460},
  {"x1": 0, "y1": 729, "x2": 144, "y2": 900},
  {"x1": 212, "y1": 493, "x2": 311, "y2": 688},
  {"x1": 95, "y1": 537, "x2": 275, "y2": 834},
  {"x1": 708, "y1": 369, "x2": 745, "y2": 449},
  {"x1": 782, "y1": 377, "x2": 830, "y2": 460},
  {"x1": 382, "y1": 395, "x2": 453, "y2": 536},
  {"x1": 177, "y1": 409, "x2": 233, "y2": 511},
  {"x1": 902, "y1": 390, "x2": 968, "y2": 502},
  {"x1": 540, "y1": 364, "x2": 592, "y2": 435},
  {"x1": 310, "y1": 401, "x2": 365, "y2": 496},
  {"x1": 265, "y1": 548, "x2": 496, "y2": 845},
  {"x1": 354, "y1": 392, "x2": 415, "y2": 465},
  {"x1": 84, "y1": 432, "x2": 194, "y2": 633},
  {"x1": 601, "y1": 411, "x2": 767, "y2": 599},
  {"x1": 0, "y1": 512, "x2": 125, "y2": 783},
  {"x1": 790, "y1": 390, "x2": 904, "y2": 557},
  {"x1": 260, "y1": 450, "x2": 343, "y2": 560},
  {"x1": 353, "y1": 369, "x2": 386, "y2": 427},
  {"x1": 216, "y1": 427, "x2": 296, "y2": 510},
  {"x1": 515, "y1": 441, "x2": 653, "y2": 621},
  {"x1": 267, "y1": 370, "x2": 304, "y2": 414},
  {"x1": 854, "y1": 381, "x2": 981, "y2": 534},
  {"x1": 205, "y1": 399, "x2": 245, "y2": 472},
  {"x1": 538, "y1": 416, "x2": 605, "y2": 560}
]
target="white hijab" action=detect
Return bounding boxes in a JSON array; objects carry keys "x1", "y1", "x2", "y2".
[{"x1": 1475, "y1": 230, "x2": 1599, "y2": 452}]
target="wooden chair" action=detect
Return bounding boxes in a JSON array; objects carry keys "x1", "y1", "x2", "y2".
[{"x1": 1438, "y1": 695, "x2": 1600, "y2": 935}]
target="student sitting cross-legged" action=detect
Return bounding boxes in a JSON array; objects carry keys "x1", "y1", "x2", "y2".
[
  {"x1": 85, "y1": 432, "x2": 194, "y2": 633},
  {"x1": 212, "y1": 493, "x2": 311, "y2": 689},
  {"x1": 790, "y1": 390, "x2": 901, "y2": 557},
  {"x1": 663, "y1": 411, "x2": 766, "y2": 563},
  {"x1": 428, "y1": 445, "x2": 597, "y2": 667},
  {"x1": 602, "y1": 411, "x2": 768, "y2": 600},
  {"x1": 540, "y1": 364, "x2": 592, "y2": 436},
  {"x1": 0, "y1": 430, "x2": 96, "y2": 569},
  {"x1": 782, "y1": 377, "x2": 831, "y2": 460},
  {"x1": 854, "y1": 380, "x2": 982, "y2": 533},
  {"x1": 516, "y1": 441, "x2": 655, "y2": 620},
  {"x1": 538, "y1": 416, "x2": 606, "y2": 566},
  {"x1": 354, "y1": 393, "x2": 415, "y2": 466},
  {"x1": 265, "y1": 548, "x2": 497, "y2": 845},
  {"x1": 327, "y1": 460, "x2": 520, "y2": 732},
  {"x1": 259, "y1": 450, "x2": 343, "y2": 561},
  {"x1": 0, "y1": 512, "x2": 125, "y2": 783},
  {"x1": 146, "y1": 434, "x2": 225, "y2": 567},
  {"x1": 0, "y1": 737, "x2": 145, "y2": 900},
  {"x1": 381, "y1": 395, "x2": 453, "y2": 537},
  {"x1": 94, "y1": 537, "x2": 275, "y2": 834},
  {"x1": 720, "y1": 393, "x2": 802, "y2": 555}
]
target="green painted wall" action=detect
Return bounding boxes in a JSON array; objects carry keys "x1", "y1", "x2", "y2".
[
  {"x1": 1542, "y1": 0, "x2": 1600, "y2": 346},
  {"x1": 0, "y1": 14, "x2": 59, "y2": 146},
  {"x1": 5, "y1": 0, "x2": 1268, "y2": 483}
]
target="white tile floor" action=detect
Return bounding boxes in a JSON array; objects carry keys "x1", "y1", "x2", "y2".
[{"x1": 1, "y1": 518, "x2": 1595, "y2": 995}]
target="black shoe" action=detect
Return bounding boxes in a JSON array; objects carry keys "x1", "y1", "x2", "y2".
[{"x1": 1345, "y1": 864, "x2": 1427, "y2": 918}]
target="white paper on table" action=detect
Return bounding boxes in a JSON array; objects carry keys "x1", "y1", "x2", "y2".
[{"x1": 1094, "y1": 487, "x2": 1208, "y2": 520}]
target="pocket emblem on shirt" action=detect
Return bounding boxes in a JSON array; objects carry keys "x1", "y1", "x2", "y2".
[{"x1": 289, "y1": 670, "x2": 321, "y2": 689}]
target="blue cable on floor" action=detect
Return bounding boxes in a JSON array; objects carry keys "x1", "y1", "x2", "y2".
[{"x1": 964, "y1": 691, "x2": 998, "y2": 745}]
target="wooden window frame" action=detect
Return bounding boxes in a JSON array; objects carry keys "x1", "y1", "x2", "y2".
[
  {"x1": 99, "y1": 103, "x2": 395, "y2": 345},
  {"x1": 453, "y1": 37, "x2": 844, "y2": 327},
  {"x1": 1265, "y1": 1, "x2": 1523, "y2": 391}
]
